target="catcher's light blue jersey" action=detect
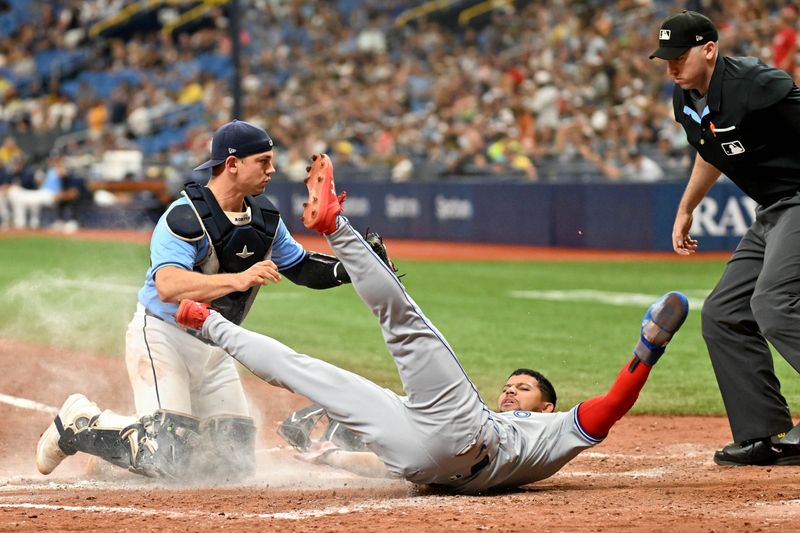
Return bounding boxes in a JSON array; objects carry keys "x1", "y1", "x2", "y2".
[{"x1": 138, "y1": 197, "x2": 305, "y2": 323}]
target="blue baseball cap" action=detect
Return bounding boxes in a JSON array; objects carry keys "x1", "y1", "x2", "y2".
[{"x1": 194, "y1": 120, "x2": 274, "y2": 171}]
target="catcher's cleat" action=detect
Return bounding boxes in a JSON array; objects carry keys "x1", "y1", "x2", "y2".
[
  {"x1": 364, "y1": 231, "x2": 398, "y2": 273},
  {"x1": 302, "y1": 153, "x2": 345, "y2": 235},
  {"x1": 632, "y1": 291, "x2": 689, "y2": 366},
  {"x1": 175, "y1": 299, "x2": 214, "y2": 330},
  {"x1": 36, "y1": 393, "x2": 101, "y2": 475},
  {"x1": 714, "y1": 438, "x2": 800, "y2": 466},
  {"x1": 277, "y1": 404, "x2": 327, "y2": 451}
]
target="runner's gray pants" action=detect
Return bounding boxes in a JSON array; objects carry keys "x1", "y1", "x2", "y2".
[{"x1": 202, "y1": 217, "x2": 495, "y2": 483}]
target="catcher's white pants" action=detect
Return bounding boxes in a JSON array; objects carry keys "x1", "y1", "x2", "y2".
[{"x1": 126, "y1": 303, "x2": 250, "y2": 419}]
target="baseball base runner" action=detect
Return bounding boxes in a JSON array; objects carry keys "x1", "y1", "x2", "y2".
[{"x1": 174, "y1": 154, "x2": 690, "y2": 493}]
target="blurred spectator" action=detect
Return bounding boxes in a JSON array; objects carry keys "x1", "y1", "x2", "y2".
[
  {"x1": 619, "y1": 147, "x2": 665, "y2": 182},
  {"x1": 390, "y1": 152, "x2": 414, "y2": 182},
  {"x1": 5, "y1": 153, "x2": 87, "y2": 230},
  {"x1": 773, "y1": 4, "x2": 798, "y2": 77},
  {"x1": 86, "y1": 98, "x2": 109, "y2": 141},
  {"x1": 281, "y1": 146, "x2": 312, "y2": 182},
  {"x1": 581, "y1": 144, "x2": 665, "y2": 182},
  {"x1": 47, "y1": 93, "x2": 78, "y2": 131},
  {"x1": 0, "y1": 136, "x2": 21, "y2": 166},
  {"x1": 0, "y1": 162, "x2": 9, "y2": 229},
  {"x1": 332, "y1": 140, "x2": 365, "y2": 177},
  {"x1": 44, "y1": 154, "x2": 87, "y2": 232},
  {"x1": 6, "y1": 156, "x2": 48, "y2": 228},
  {"x1": 1, "y1": 0, "x2": 796, "y2": 184},
  {"x1": 484, "y1": 137, "x2": 537, "y2": 181},
  {"x1": 656, "y1": 129, "x2": 692, "y2": 175}
]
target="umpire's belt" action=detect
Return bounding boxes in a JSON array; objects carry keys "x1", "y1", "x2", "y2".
[{"x1": 143, "y1": 306, "x2": 214, "y2": 345}]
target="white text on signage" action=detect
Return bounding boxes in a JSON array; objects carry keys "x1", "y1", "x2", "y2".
[
  {"x1": 691, "y1": 196, "x2": 757, "y2": 236},
  {"x1": 385, "y1": 195, "x2": 420, "y2": 218}
]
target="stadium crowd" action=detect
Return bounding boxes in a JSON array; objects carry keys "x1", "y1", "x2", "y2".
[{"x1": 0, "y1": 0, "x2": 798, "y2": 228}]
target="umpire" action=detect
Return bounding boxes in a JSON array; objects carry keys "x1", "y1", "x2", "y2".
[{"x1": 650, "y1": 10, "x2": 800, "y2": 466}]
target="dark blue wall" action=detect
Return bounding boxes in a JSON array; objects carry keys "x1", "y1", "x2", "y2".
[
  {"x1": 75, "y1": 179, "x2": 753, "y2": 251},
  {"x1": 262, "y1": 179, "x2": 751, "y2": 251}
]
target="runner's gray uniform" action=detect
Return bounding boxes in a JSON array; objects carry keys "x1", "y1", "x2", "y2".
[{"x1": 201, "y1": 218, "x2": 600, "y2": 492}]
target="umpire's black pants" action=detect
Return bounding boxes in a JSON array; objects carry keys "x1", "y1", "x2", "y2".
[{"x1": 702, "y1": 193, "x2": 800, "y2": 443}]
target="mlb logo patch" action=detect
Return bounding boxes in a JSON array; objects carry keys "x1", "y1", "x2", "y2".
[
  {"x1": 721, "y1": 140, "x2": 745, "y2": 155},
  {"x1": 659, "y1": 29, "x2": 671, "y2": 40}
]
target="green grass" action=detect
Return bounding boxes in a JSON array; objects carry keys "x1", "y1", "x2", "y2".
[{"x1": 3, "y1": 235, "x2": 798, "y2": 416}]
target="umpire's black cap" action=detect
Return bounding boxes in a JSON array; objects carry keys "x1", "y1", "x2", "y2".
[
  {"x1": 194, "y1": 120, "x2": 274, "y2": 171},
  {"x1": 649, "y1": 10, "x2": 718, "y2": 60}
]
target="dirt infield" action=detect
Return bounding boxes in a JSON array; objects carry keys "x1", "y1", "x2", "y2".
[
  {"x1": 2, "y1": 336, "x2": 799, "y2": 532},
  {"x1": 3, "y1": 229, "x2": 791, "y2": 531}
]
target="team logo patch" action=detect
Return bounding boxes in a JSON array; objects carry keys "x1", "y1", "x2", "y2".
[
  {"x1": 659, "y1": 29, "x2": 671, "y2": 40},
  {"x1": 236, "y1": 245, "x2": 255, "y2": 259},
  {"x1": 721, "y1": 140, "x2": 745, "y2": 156},
  {"x1": 513, "y1": 410, "x2": 532, "y2": 418}
]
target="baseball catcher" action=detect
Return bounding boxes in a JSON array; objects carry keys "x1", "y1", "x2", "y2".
[{"x1": 35, "y1": 124, "x2": 392, "y2": 483}]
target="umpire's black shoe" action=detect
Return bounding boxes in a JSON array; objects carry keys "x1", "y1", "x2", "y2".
[{"x1": 713, "y1": 438, "x2": 800, "y2": 466}]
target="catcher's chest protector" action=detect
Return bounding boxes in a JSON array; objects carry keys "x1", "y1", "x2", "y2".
[{"x1": 184, "y1": 183, "x2": 280, "y2": 323}]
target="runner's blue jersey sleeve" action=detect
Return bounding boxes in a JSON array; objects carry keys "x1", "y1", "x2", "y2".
[{"x1": 137, "y1": 197, "x2": 306, "y2": 322}]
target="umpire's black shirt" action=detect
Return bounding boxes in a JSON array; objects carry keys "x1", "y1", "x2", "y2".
[{"x1": 672, "y1": 54, "x2": 800, "y2": 207}]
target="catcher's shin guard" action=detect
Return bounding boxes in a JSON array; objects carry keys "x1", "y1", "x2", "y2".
[
  {"x1": 197, "y1": 415, "x2": 257, "y2": 483},
  {"x1": 37, "y1": 394, "x2": 149, "y2": 475},
  {"x1": 130, "y1": 410, "x2": 202, "y2": 479},
  {"x1": 57, "y1": 417, "x2": 138, "y2": 472}
]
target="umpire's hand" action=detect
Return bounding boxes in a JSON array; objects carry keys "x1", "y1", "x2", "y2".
[{"x1": 672, "y1": 212, "x2": 698, "y2": 255}]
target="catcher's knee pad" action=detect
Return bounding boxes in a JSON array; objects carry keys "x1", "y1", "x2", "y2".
[
  {"x1": 130, "y1": 410, "x2": 202, "y2": 479},
  {"x1": 196, "y1": 415, "x2": 257, "y2": 483}
]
